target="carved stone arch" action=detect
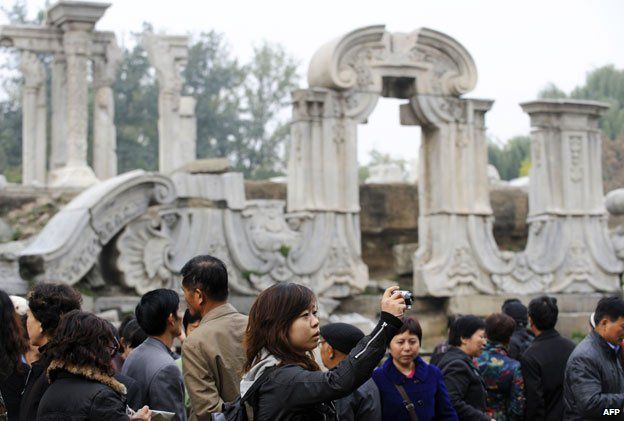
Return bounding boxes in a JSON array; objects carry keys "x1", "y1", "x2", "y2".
[{"x1": 306, "y1": 25, "x2": 478, "y2": 124}]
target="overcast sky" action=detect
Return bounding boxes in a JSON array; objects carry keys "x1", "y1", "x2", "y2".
[{"x1": 6, "y1": 0, "x2": 624, "y2": 164}]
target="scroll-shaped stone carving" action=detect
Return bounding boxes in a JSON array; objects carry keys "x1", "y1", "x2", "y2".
[{"x1": 18, "y1": 170, "x2": 176, "y2": 285}]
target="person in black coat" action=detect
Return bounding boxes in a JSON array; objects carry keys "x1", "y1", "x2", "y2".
[
  {"x1": 502, "y1": 298, "x2": 534, "y2": 360},
  {"x1": 520, "y1": 296, "x2": 575, "y2": 420},
  {"x1": 564, "y1": 297, "x2": 624, "y2": 420},
  {"x1": 238, "y1": 283, "x2": 406, "y2": 421},
  {"x1": 37, "y1": 310, "x2": 151, "y2": 421},
  {"x1": 0, "y1": 290, "x2": 29, "y2": 421},
  {"x1": 19, "y1": 283, "x2": 82, "y2": 421},
  {"x1": 436, "y1": 315, "x2": 492, "y2": 421},
  {"x1": 319, "y1": 322, "x2": 381, "y2": 421}
]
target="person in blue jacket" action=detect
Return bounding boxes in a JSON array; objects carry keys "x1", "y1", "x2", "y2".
[{"x1": 373, "y1": 317, "x2": 458, "y2": 421}]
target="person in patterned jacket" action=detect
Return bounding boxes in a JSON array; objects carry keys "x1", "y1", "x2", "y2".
[{"x1": 476, "y1": 313, "x2": 525, "y2": 421}]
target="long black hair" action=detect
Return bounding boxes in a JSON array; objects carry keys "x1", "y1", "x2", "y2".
[{"x1": 0, "y1": 290, "x2": 28, "y2": 380}]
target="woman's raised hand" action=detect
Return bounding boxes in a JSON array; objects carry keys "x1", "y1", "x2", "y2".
[{"x1": 381, "y1": 286, "x2": 406, "y2": 318}]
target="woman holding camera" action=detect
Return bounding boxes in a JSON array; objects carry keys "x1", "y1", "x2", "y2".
[
  {"x1": 372, "y1": 317, "x2": 458, "y2": 420},
  {"x1": 240, "y1": 283, "x2": 405, "y2": 421}
]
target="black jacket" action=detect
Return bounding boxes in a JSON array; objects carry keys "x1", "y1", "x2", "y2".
[
  {"x1": 563, "y1": 330, "x2": 624, "y2": 420},
  {"x1": 508, "y1": 327, "x2": 534, "y2": 360},
  {"x1": 37, "y1": 361, "x2": 129, "y2": 421},
  {"x1": 252, "y1": 311, "x2": 402, "y2": 421},
  {"x1": 0, "y1": 362, "x2": 28, "y2": 421},
  {"x1": 19, "y1": 346, "x2": 51, "y2": 421},
  {"x1": 436, "y1": 347, "x2": 489, "y2": 421},
  {"x1": 520, "y1": 329, "x2": 575, "y2": 421}
]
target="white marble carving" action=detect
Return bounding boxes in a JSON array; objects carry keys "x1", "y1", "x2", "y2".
[
  {"x1": 365, "y1": 164, "x2": 405, "y2": 184},
  {"x1": 144, "y1": 34, "x2": 197, "y2": 174},
  {"x1": 93, "y1": 38, "x2": 121, "y2": 180},
  {"x1": 0, "y1": 1, "x2": 116, "y2": 187},
  {"x1": 19, "y1": 171, "x2": 176, "y2": 285},
  {"x1": 19, "y1": 51, "x2": 47, "y2": 186}
]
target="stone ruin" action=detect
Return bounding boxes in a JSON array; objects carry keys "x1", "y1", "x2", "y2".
[
  {"x1": 1, "y1": 15, "x2": 624, "y2": 337},
  {"x1": 0, "y1": 1, "x2": 197, "y2": 188}
]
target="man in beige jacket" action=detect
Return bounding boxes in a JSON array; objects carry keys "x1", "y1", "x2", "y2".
[{"x1": 180, "y1": 255, "x2": 248, "y2": 421}]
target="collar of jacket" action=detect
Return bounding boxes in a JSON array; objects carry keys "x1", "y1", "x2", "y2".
[
  {"x1": 484, "y1": 340, "x2": 509, "y2": 355},
  {"x1": 200, "y1": 302, "x2": 239, "y2": 325},
  {"x1": 144, "y1": 337, "x2": 176, "y2": 358},
  {"x1": 383, "y1": 355, "x2": 429, "y2": 385},
  {"x1": 589, "y1": 330, "x2": 621, "y2": 357},
  {"x1": 46, "y1": 360, "x2": 127, "y2": 395},
  {"x1": 533, "y1": 328, "x2": 560, "y2": 342}
]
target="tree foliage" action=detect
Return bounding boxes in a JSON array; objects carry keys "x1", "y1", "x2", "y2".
[{"x1": 487, "y1": 136, "x2": 531, "y2": 181}]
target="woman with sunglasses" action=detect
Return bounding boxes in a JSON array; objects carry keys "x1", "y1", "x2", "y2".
[{"x1": 37, "y1": 310, "x2": 151, "y2": 420}]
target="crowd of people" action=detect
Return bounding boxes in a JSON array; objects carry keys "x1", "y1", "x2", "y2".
[{"x1": 1, "y1": 253, "x2": 624, "y2": 420}]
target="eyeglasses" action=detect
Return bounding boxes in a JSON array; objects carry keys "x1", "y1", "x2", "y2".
[{"x1": 107, "y1": 337, "x2": 120, "y2": 357}]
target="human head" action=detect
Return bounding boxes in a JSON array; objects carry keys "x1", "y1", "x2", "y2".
[
  {"x1": 319, "y1": 323, "x2": 364, "y2": 370},
  {"x1": 243, "y1": 283, "x2": 319, "y2": 373},
  {"x1": 502, "y1": 298, "x2": 528, "y2": 328},
  {"x1": 119, "y1": 317, "x2": 147, "y2": 360},
  {"x1": 593, "y1": 296, "x2": 624, "y2": 345},
  {"x1": 389, "y1": 317, "x2": 423, "y2": 368},
  {"x1": 485, "y1": 313, "x2": 516, "y2": 345},
  {"x1": 182, "y1": 309, "x2": 202, "y2": 336},
  {"x1": 449, "y1": 315, "x2": 486, "y2": 357},
  {"x1": 181, "y1": 255, "x2": 229, "y2": 317},
  {"x1": 0, "y1": 290, "x2": 28, "y2": 380},
  {"x1": 528, "y1": 296, "x2": 558, "y2": 333},
  {"x1": 46, "y1": 310, "x2": 117, "y2": 376},
  {"x1": 135, "y1": 289, "x2": 181, "y2": 337},
  {"x1": 26, "y1": 283, "x2": 82, "y2": 347}
]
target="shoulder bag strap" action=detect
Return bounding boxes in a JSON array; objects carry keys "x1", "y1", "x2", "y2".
[{"x1": 393, "y1": 383, "x2": 419, "y2": 421}]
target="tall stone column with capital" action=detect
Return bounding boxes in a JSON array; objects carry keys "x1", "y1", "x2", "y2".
[
  {"x1": 93, "y1": 40, "x2": 121, "y2": 180},
  {"x1": 19, "y1": 51, "x2": 47, "y2": 186},
  {"x1": 46, "y1": 1, "x2": 109, "y2": 188},
  {"x1": 519, "y1": 100, "x2": 623, "y2": 292}
]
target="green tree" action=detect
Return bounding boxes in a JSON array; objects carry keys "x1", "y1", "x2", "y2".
[
  {"x1": 540, "y1": 65, "x2": 624, "y2": 140},
  {"x1": 238, "y1": 42, "x2": 299, "y2": 179},
  {"x1": 487, "y1": 136, "x2": 531, "y2": 180},
  {"x1": 184, "y1": 31, "x2": 246, "y2": 161},
  {"x1": 114, "y1": 25, "x2": 159, "y2": 173}
]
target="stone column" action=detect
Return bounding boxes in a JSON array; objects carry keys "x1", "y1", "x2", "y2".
[
  {"x1": 286, "y1": 88, "x2": 370, "y2": 297},
  {"x1": 402, "y1": 95, "x2": 511, "y2": 296},
  {"x1": 177, "y1": 96, "x2": 197, "y2": 168},
  {"x1": 19, "y1": 51, "x2": 47, "y2": 186},
  {"x1": 92, "y1": 40, "x2": 121, "y2": 180},
  {"x1": 520, "y1": 100, "x2": 623, "y2": 292},
  {"x1": 46, "y1": 1, "x2": 109, "y2": 188},
  {"x1": 50, "y1": 53, "x2": 68, "y2": 173},
  {"x1": 144, "y1": 34, "x2": 193, "y2": 173}
]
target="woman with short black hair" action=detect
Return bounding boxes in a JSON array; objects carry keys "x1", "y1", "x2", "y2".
[
  {"x1": 436, "y1": 315, "x2": 492, "y2": 421},
  {"x1": 37, "y1": 310, "x2": 151, "y2": 420},
  {"x1": 19, "y1": 283, "x2": 82, "y2": 421},
  {"x1": 373, "y1": 317, "x2": 457, "y2": 420}
]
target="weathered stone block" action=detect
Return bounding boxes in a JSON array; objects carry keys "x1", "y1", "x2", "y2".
[{"x1": 393, "y1": 242, "x2": 418, "y2": 275}]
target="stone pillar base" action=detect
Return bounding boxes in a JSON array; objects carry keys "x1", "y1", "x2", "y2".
[{"x1": 48, "y1": 165, "x2": 99, "y2": 188}]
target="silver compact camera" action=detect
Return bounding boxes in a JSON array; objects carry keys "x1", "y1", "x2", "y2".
[{"x1": 394, "y1": 290, "x2": 414, "y2": 309}]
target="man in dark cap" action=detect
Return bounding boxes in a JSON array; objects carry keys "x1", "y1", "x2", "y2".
[
  {"x1": 319, "y1": 323, "x2": 381, "y2": 421},
  {"x1": 502, "y1": 298, "x2": 534, "y2": 359}
]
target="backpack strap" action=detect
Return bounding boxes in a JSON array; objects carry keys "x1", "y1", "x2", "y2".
[{"x1": 241, "y1": 366, "x2": 278, "y2": 402}]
